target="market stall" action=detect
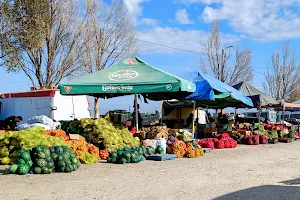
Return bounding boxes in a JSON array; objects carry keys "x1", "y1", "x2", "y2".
[
  {"x1": 59, "y1": 57, "x2": 196, "y2": 130},
  {"x1": 184, "y1": 71, "x2": 253, "y2": 137}
]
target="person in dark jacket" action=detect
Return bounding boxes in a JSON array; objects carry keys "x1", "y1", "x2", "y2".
[
  {"x1": 1, "y1": 116, "x2": 23, "y2": 130},
  {"x1": 186, "y1": 113, "x2": 193, "y2": 127},
  {"x1": 132, "y1": 104, "x2": 143, "y2": 129}
]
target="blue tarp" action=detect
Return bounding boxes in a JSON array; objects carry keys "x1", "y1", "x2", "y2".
[{"x1": 185, "y1": 71, "x2": 253, "y2": 107}]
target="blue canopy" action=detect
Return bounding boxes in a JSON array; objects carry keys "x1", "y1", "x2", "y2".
[{"x1": 185, "y1": 71, "x2": 253, "y2": 108}]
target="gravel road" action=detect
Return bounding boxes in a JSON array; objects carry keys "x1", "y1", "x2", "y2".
[{"x1": 1, "y1": 142, "x2": 300, "y2": 200}]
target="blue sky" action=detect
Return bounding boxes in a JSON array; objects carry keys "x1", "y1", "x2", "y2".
[{"x1": 1, "y1": 0, "x2": 300, "y2": 114}]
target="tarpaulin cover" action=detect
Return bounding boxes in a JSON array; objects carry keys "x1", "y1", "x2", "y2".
[
  {"x1": 185, "y1": 71, "x2": 253, "y2": 108},
  {"x1": 233, "y1": 81, "x2": 279, "y2": 108}
]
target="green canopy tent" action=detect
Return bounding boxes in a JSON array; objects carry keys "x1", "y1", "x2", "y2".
[{"x1": 59, "y1": 57, "x2": 196, "y2": 130}]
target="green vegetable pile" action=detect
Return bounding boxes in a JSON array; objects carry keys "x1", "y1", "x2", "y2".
[
  {"x1": 142, "y1": 146, "x2": 155, "y2": 158},
  {"x1": 50, "y1": 146, "x2": 81, "y2": 173},
  {"x1": 31, "y1": 145, "x2": 54, "y2": 174},
  {"x1": 0, "y1": 127, "x2": 67, "y2": 165},
  {"x1": 8, "y1": 145, "x2": 81, "y2": 175},
  {"x1": 107, "y1": 146, "x2": 145, "y2": 164},
  {"x1": 9, "y1": 150, "x2": 33, "y2": 175}
]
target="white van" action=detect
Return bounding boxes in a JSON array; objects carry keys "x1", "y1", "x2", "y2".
[{"x1": 0, "y1": 89, "x2": 90, "y2": 122}]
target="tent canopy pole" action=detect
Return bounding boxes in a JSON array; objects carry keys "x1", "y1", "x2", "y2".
[
  {"x1": 134, "y1": 94, "x2": 139, "y2": 131},
  {"x1": 192, "y1": 101, "x2": 196, "y2": 138}
]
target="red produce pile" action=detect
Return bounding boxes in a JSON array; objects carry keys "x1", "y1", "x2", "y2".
[
  {"x1": 259, "y1": 135, "x2": 268, "y2": 144},
  {"x1": 198, "y1": 134, "x2": 237, "y2": 149},
  {"x1": 198, "y1": 138, "x2": 215, "y2": 149},
  {"x1": 243, "y1": 135, "x2": 259, "y2": 145},
  {"x1": 215, "y1": 133, "x2": 231, "y2": 140}
]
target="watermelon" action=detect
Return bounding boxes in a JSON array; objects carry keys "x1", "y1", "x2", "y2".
[
  {"x1": 36, "y1": 152, "x2": 46, "y2": 159},
  {"x1": 64, "y1": 166, "x2": 72, "y2": 173},
  {"x1": 68, "y1": 165, "x2": 74, "y2": 171},
  {"x1": 34, "y1": 145, "x2": 44, "y2": 153},
  {"x1": 123, "y1": 152, "x2": 131, "y2": 160},
  {"x1": 47, "y1": 161, "x2": 54, "y2": 169},
  {"x1": 57, "y1": 155, "x2": 64, "y2": 161},
  {"x1": 76, "y1": 161, "x2": 81, "y2": 168},
  {"x1": 57, "y1": 160, "x2": 66, "y2": 168},
  {"x1": 60, "y1": 167, "x2": 65, "y2": 172},
  {"x1": 22, "y1": 153, "x2": 31, "y2": 161},
  {"x1": 17, "y1": 158, "x2": 26, "y2": 165},
  {"x1": 44, "y1": 149, "x2": 51, "y2": 157},
  {"x1": 51, "y1": 153, "x2": 58, "y2": 161},
  {"x1": 26, "y1": 160, "x2": 33, "y2": 167},
  {"x1": 9, "y1": 164, "x2": 19, "y2": 174},
  {"x1": 71, "y1": 158, "x2": 78, "y2": 164},
  {"x1": 36, "y1": 159, "x2": 47, "y2": 168},
  {"x1": 49, "y1": 147, "x2": 55, "y2": 153},
  {"x1": 33, "y1": 167, "x2": 42, "y2": 174},
  {"x1": 55, "y1": 146, "x2": 64, "y2": 155},
  {"x1": 41, "y1": 167, "x2": 50, "y2": 174},
  {"x1": 156, "y1": 145, "x2": 164, "y2": 154},
  {"x1": 18, "y1": 164, "x2": 29, "y2": 175},
  {"x1": 117, "y1": 157, "x2": 128, "y2": 164},
  {"x1": 72, "y1": 164, "x2": 77, "y2": 170}
]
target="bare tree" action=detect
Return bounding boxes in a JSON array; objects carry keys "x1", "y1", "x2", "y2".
[
  {"x1": 82, "y1": 0, "x2": 138, "y2": 118},
  {"x1": 0, "y1": 0, "x2": 88, "y2": 88},
  {"x1": 263, "y1": 42, "x2": 300, "y2": 100},
  {"x1": 227, "y1": 49, "x2": 253, "y2": 86},
  {"x1": 201, "y1": 20, "x2": 253, "y2": 85}
]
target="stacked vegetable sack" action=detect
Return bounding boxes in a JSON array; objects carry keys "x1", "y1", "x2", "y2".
[
  {"x1": 0, "y1": 127, "x2": 67, "y2": 165},
  {"x1": 69, "y1": 118, "x2": 141, "y2": 153},
  {"x1": 167, "y1": 136, "x2": 204, "y2": 158}
]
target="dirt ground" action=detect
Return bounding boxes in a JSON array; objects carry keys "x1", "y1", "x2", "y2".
[{"x1": 2, "y1": 142, "x2": 300, "y2": 200}]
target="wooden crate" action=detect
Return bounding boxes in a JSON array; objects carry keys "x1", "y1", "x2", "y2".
[{"x1": 239, "y1": 130, "x2": 252, "y2": 136}]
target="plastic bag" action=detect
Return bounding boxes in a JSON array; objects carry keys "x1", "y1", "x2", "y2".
[
  {"x1": 27, "y1": 115, "x2": 54, "y2": 125},
  {"x1": 143, "y1": 139, "x2": 157, "y2": 148},
  {"x1": 259, "y1": 135, "x2": 268, "y2": 144},
  {"x1": 215, "y1": 140, "x2": 225, "y2": 149},
  {"x1": 252, "y1": 135, "x2": 259, "y2": 145},
  {"x1": 81, "y1": 152, "x2": 99, "y2": 164},
  {"x1": 156, "y1": 138, "x2": 167, "y2": 154}
]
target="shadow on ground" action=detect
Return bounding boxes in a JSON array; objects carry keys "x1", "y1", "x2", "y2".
[
  {"x1": 213, "y1": 178, "x2": 300, "y2": 200},
  {"x1": 0, "y1": 167, "x2": 9, "y2": 175}
]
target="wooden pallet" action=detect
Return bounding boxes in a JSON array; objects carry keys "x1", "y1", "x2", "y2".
[{"x1": 147, "y1": 154, "x2": 177, "y2": 161}]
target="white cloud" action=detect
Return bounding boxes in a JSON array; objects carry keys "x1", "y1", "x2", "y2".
[
  {"x1": 198, "y1": 0, "x2": 300, "y2": 41},
  {"x1": 137, "y1": 27, "x2": 240, "y2": 54},
  {"x1": 139, "y1": 18, "x2": 159, "y2": 26},
  {"x1": 123, "y1": 0, "x2": 149, "y2": 17},
  {"x1": 175, "y1": 9, "x2": 194, "y2": 24}
]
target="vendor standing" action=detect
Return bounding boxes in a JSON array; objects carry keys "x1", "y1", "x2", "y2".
[
  {"x1": 217, "y1": 112, "x2": 229, "y2": 133},
  {"x1": 186, "y1": 113, "x2": 193, "y2": 127},
  {"x1": 132, "y1": 104, "x2": 143, "y2": 129},
  {"x1": 0, "y1": 116, "x2": 23, "y2": 130}
]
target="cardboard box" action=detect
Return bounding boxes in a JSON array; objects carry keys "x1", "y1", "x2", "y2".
[
  {"x1": 239, "y1": 130, "x2": 252, "y2": 136},
  {"x1": 204, "y1": 128, "x2": 217, "y2": 134},
  {"x1": 69, "y1": 134, "x2": 80, "y2": 140},
  {"x1": 224, "y1": 131, "x2": 233, "y2": 136}
]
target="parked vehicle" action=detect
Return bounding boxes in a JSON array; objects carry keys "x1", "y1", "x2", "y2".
[
  {"x1": 0, "y1": 89, "x2": 90, "y2": 122},
  {"x1": 241, "y1": 110, "x2": 277, "y2": 123}
]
